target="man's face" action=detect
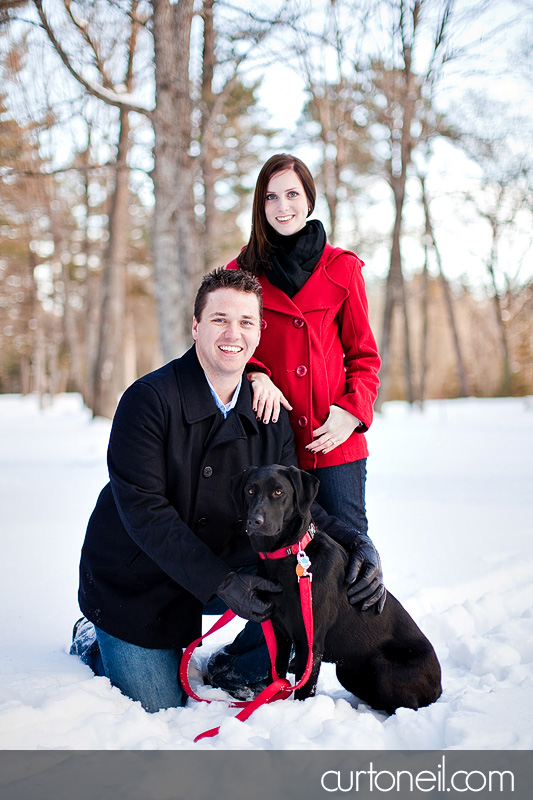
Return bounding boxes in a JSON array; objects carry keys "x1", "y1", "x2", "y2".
[{"x1": 192, "y1": 288, "x2": 261, "y2": 383}]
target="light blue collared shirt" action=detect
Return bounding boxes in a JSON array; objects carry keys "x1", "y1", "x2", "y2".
[{"x1": 205, "y1": 374, "x2": 242, "y2": 418}]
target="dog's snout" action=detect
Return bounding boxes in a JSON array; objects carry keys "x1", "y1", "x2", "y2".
[{"x1": 247, "y1": 510, "x2": 265, "y2": 529}]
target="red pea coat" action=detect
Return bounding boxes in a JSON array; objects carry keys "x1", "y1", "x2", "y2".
[{"x1": 227, "y1": 244, "x2": 380, "y2": 470}]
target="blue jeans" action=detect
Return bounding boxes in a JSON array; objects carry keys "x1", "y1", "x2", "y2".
[
  {"x1": 71, "y1": 623, "x2": 186, "y2": 712},
  {"x1": 308, "y1": 458, "x2": 368, "y2": 534},
  {"x1": 70, "y1": 573, "x2": 257, "y2": 711}
]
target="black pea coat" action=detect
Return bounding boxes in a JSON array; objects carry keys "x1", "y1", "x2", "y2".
[{"x1": 78, "y1": 346, "x2": 300, "y2": 648}]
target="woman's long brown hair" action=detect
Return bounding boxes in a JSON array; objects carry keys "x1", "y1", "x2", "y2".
[{"x1": 237, "y1": 154, "x2": 316, "y2": 275}]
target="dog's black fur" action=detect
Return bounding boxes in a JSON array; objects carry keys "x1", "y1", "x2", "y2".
[{"x1": 231, "y1": 464, "x2": 442, "y2": 714}]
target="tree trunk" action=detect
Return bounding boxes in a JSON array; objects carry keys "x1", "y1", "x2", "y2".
[
  {"x1": 47, "y1": 190, "x2": 85, "y2": 397},
  {"x1": 152, "y1": 0, "x2": 196, "y2": 362},
  {"x1": 92, "y1": 4, "x2": 140, "y2": 418},
  {"x1": 20, "y1": 356, "x2": 31, "y2": 395},
  {"x1": 61, "y1": 264, "x2": 84, "y2": 394},
  {"x1": 29, "y1": 249, "x2": 47, "y2": 403},
  {"x1": 92, "y1": 108, "x2": 129, "y2": 417},
  {"x1": 376, "y1": 177, "x2": 413, "y2": 410},
  {"x1": 124, "y1": 312, "x2": 137, "y2": 388},
  {"x1": 47, "y1": 328, "x2": 60, "y2": 398},
  {"x1": 419, "y1": 242, "x2": 430, "y2": 406},
  {"x1": 173, "y1": 0, "x2": 201, "y2": 343},
  {"x1": 487, "y1": 224, "x2": 512, "y2": 395},
  {"x1": 376, "y1": 248, "x2": 397, "y2": 412},
  {"x1": 309, "y1": 89, "x2": 340, "y2": 242},
  {"x1": 80, "y1": 135, "x2": 102, "y2": 410},
  {"x1": 400, "y1": 262, "x2": 414, "y2": 405},
  {"x1": 201, "y1": 0, "x2": 217, "y2": 270},
  {"x1": 376, "y1": 28, "x2": 417, "y2": 410},
  {"x1": 420, "y1": 176, "x2": 469, "y2": 398},
  {"x1": 33, "y1": 305, "x2": 47, "y2": 407},
  {"x1": 324, "y1": 153, "x2": 338, "y2": 244}
]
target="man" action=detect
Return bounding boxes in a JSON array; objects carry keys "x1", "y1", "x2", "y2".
[{"x1": 72, "y1": 269, "x2": 384, "y2": 712}]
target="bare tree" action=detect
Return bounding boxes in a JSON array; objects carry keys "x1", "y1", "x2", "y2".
[
  {"x1": 151, "y1": 0, "x2": 199, "y2": 361},
  {"x1": 419, "y1": 172, "x2": 469, "y2": 401},
  {"x1": 456, "y1": 86, "x2": 533, "y2": 396},
  {"x1": 33, "y1": 0, "x2": 151, "y2": 415},
  {"x1": 199, "y1": 0, "x2": 217, "y2": 270},
  {"x1": 479, "y1": 183, "x2": 526, "y2": 396},
  {"x1": 371, "y1": 0, "x2": 457, "y2": 409},
  {"x1": 293, "y1": 0, "x2": 459, "y2": 407},
  {"x1": 32, "y1": 0, "x2": 290, "y2": 371},
  {"x1": 294, "y1": 2, "x2": 373, "y2": 244},
  {"x1": 92, "y1": 3, "x2": 141, "y2": 418}
]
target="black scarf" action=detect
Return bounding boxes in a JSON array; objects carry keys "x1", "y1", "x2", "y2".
[{"x1": 265, "y1": 219, "x2": 327, "y2": 298}]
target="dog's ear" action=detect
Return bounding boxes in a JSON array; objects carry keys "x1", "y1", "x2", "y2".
[
  {"x1": 285, "y1": 465, "x2": 320, "y2": 517},
  {"x1": 230, "y1": 467, "x2": 256, "y2": 508}
]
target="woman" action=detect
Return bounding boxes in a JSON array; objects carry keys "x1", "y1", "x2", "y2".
[
  {"x1": 226, "y1": 153, "x2": 380, "y2": 534},
  {"x1": 206, "y1": 177, "x2": 382, "y2": 697}
]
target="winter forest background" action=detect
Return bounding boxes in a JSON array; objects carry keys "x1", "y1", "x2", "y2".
[
  {"x1": 1, "y1": 0, "x2": 532, "y2": 422},
  {"x1": 1, "y1": 0, "x2": 533, "y2": 758}
]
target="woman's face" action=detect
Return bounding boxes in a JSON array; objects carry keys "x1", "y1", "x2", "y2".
[{"x1": 264, "y1": 169, "x2": 310, "y2": 236}]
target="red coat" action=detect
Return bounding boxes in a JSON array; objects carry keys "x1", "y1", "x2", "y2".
[{"x1": 227, "y1": 244, "x2": 380, "y2": 469}]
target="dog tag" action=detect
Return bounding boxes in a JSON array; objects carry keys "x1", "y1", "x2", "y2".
[
  {"x1": 296, "y1": 562, "x2": 306, "y2": 578},
  {"x1": 296, "y1": 551, "x2": 311, "y2": 582},
  {"x1": 297, "y1": 551, "x2": 311, "y2": 570}
]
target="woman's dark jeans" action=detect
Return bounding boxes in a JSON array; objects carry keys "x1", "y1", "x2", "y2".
[{"x1": 309, "y1": 457, "x2": 368, "y2": 535}]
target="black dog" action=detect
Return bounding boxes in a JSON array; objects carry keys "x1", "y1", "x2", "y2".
[{"x1": 232, "y1": 464, "x2": 442, "y2": 714}]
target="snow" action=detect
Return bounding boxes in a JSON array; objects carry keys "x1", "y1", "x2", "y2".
[{"x1": 0, "y1": 392, "x2": 532, "y2": 750}]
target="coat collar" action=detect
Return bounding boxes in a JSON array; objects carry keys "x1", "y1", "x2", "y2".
[
  {"x1": 175, "y1": 346, "x2": 260, "y2": 434},
  {"x1": 259, "y1": 243, "x2": 350, "y2": 314}
]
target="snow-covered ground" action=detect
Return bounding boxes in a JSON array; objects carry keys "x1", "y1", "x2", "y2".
[{"x1": 0, "y1": 392, "x2": 531, "y2": 750}]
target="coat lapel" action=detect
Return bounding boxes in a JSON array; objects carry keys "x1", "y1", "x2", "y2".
[
  {"x1": 209, "y1": 381, "x2": 260, "y2": 448},
  {"x1": 177, "y1": 347, "x2": 259, "y2": 443},
  {"x1": 260, "y1": 244, "x2": 349, "y2": 314},
  {"x1": 177, "y1": 347, "x2": 220, "y2": 424}
]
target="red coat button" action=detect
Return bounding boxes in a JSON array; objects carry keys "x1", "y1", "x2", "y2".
[
  {"x1": 295, "y1": 365, "x2": 308, "y2": 377},
  {"x1": 298, "y1": 416, "x2": 308, "y2": 427},
  {"x1": 293, "y1": 317, "x2": 305, "y2": 328},
  {"x1": 261, "y1": 319, "x2": 267, "y2": 330}
]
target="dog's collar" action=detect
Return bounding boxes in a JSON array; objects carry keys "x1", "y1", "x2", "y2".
[{"x1": 258, "y1": 522, "x2": 316, "y2": 560}]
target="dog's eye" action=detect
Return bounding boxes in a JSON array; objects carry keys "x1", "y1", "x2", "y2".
[
  {"x1": 247, "y1": 487, "x2": 254, "y2": 495},
  {"x1": 273, "y1": 489, "x2": 283, "y2": 497}
]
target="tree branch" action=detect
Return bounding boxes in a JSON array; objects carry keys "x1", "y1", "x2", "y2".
[
  {"x1": 63, "y1": 0, "x2": 114, "y2": 91},
  {"x1": 32, "y1": 0, "x2": 152, "y2": 118},
  {"x1": 195, "y1": 15, "x2": 284, "y2": 168}
]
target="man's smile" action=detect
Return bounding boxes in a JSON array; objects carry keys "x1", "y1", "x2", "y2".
[{"x1": 218, "y1": 345, "x2": 243, "y2": 353}]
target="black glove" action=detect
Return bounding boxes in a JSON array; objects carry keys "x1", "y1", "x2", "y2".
[
  {"x1": 216, "y1": 572, "x2": 282, "y2": 623},
  {"x1": 345, "y1": 534, "x2": 386, "y2": 613}
]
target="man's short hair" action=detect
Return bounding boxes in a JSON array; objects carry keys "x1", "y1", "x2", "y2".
[{"x1": 194, "y1": 267, "x2": 263, "y2": 322}]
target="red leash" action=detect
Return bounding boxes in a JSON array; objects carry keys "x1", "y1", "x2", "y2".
[{"x1": 180, "y1": 529, "x2": 315, "y2": 742}]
